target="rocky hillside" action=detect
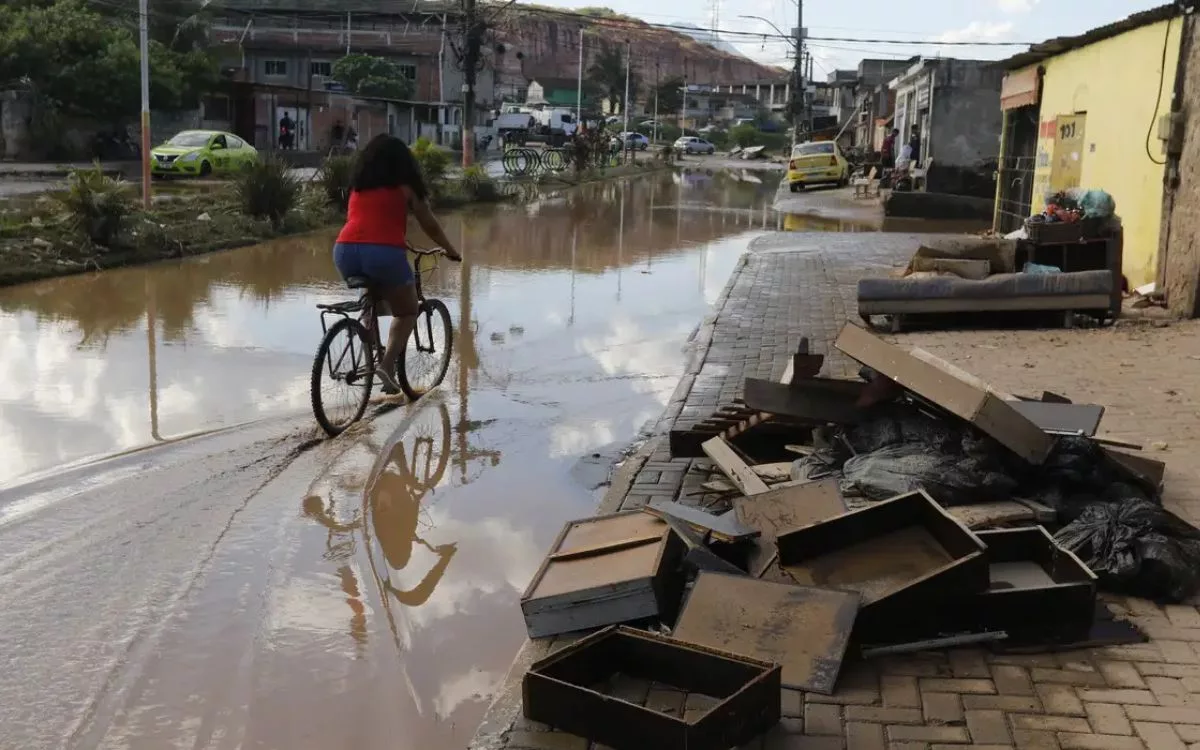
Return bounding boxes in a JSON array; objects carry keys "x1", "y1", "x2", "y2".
[{"x1": 493, "y1": 7, "x2": 787, "y2": 91}]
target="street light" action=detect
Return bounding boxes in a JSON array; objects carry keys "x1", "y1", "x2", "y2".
[{"x1": 738, "y1": 15, "x2": 795, "y2": 49}]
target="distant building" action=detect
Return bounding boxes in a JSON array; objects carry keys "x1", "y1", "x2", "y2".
[
  {"x1": 889, "y1": 57, "x2": 1004, "y2": 197},
  {"x1": 851, "y1": 59, "x2": 914, "y2": 151},
  {"x1": 526, "y1": 78, "x2": 580, "y2": 109}
]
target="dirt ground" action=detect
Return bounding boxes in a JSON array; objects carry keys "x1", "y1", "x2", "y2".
[{"x1": 901, "y1": 320, "x2": 1200, "y2": 529}]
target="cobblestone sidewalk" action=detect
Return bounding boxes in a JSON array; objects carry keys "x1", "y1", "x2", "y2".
[{"x1": 472, "y1": 231, "x2": 1200, "y2": 750}]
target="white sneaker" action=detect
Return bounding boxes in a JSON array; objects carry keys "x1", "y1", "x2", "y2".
[{"x1": 377, "y1": 368, "x2": 402, "y2": 395}]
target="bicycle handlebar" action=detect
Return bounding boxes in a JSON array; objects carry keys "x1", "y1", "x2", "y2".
[{"x1": 410, "y1": 246, "x2": 462, "y2": 262}]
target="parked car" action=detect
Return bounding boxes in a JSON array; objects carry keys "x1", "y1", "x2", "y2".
[
  {"x1": 613, "y1": 132, "x2": 650, "y2": 150},
  {"x1": 786, "y1": 140, "x2": 849, "y2": 192},
  {"x1": 674, "y1": 136, "x2": 716, "y2": 155},
  {"x1": 150, "y1": 130, "x2": 258, "y2": 178}
]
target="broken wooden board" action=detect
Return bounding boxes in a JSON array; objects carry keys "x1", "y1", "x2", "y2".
[
  {"x1": 522, "y1": 512, "x2": 686, "y2": 639},
  {"x1": 743, "y1": 377, "x2": 865, "y2": 425},
  {"x1": 702, "y1": 436, "x2": 770, "y2": 495},
  {"x1": 1009, "y1": 401, "x2": 1105, "y2": 436},
  {"x1": 644, "y1": 499, "x2": 760, "y2": 543},
  {"x1": 672, "y1": 572, "x2": 859, "y2": 695},
  {"x1": 523, "y1": 625, "x2": 782, "y2": 750},
  {"x1": 946, "y1": 501, "x2": 1036, "y2": 530},
  {"x1": 834, "y1": 324, "x2": 1054, "y2": 464},
  {"x1": 733, "y1": 479, "x2": 848, "y2": 578},
  {"x1": 658, "y1": 514, "x2": 746, "y2": 576}
]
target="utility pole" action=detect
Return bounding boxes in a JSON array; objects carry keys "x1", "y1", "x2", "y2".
[
  {"x1": 138, "y1": 0, "x2": 151, "y2": 209},
  {"x1": 794, "y1": 0, "x2": 804, "y2": 145},
  {"x1": 622, "y1": 39, "x2": 631, "y2": 162},
  {"x1": 680, "y1": 58, "x2": 688, "y2": 134},
  {"x1": 653, "y1": 59, "x2": 660, "y2": 145},
  {"x1": 462, "y1": 0, "x2": 481, "y2": 167},
  {"x1": 576, "y1": 27, "x2": 584, "y2": 124}
]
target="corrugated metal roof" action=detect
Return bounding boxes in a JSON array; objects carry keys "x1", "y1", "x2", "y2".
[{"x1": 999, "y1": 3, "x2": 1183, "y2": 71}]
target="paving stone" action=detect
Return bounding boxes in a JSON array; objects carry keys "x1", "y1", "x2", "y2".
[
  {"x1": 505, "y1": 730, "x2": 589, "y2": 750},
  {"x1": 1123, "y1": 705, "x2": 1200, "y2": 724},
  {"x1": 1098, "y1": 662, "x2": 1148, "y2": 689},
  {"x1": 845, "y1": 720, "x2": 886, "y2": 750},
  {"x1": 920, "y1": 678, "x2": 997, "y2": 695},
  {"x1": 887, "y1": 724, "x2": 971, "y2": 743},
  {"x1": 1032, "y1": 669, "x2": 1109, "y2": 687},
  {"x1": 923, "y1": 692, "x2": 964, "y2": 724},
  {"x1": 1131, "y1": 721, "x2": 1187, "y2": 750},
  {"x1": 1012, "y1": 728, "x2": 1064, "y2": 749},
  {"x1": 1144, "y1": 676, "x2": 1193, "y2": 707},
  {"x1": 881, "y1": 675, "x2": 921, "y2": 708},
  {"x1": 1158, "y1": 641, "x2": 1200, "y2": 665},
  {"x1": 782, "y1": 689, "x2": 804, "y2": 718},
  {"x1": 804, "y1": 703, "x2": 842, "y2": 736},
  {"x1": 949, "y1": 649, "x2": 992, "y2": 678},
  {"x1": 1085, "y1": 703, "x2": 1133, "y2": 736},
  {"x1": 1011, "y1": 715, "x2": 1091, "y2": 733},
  {"x1": 1035, "y1": 684, "x2": 1086, "y2": 716},
  {"x1": 963, "y1": 694, "x2": 1043, "y2": 712},
  {"x1": 992, "y1": 664, "x2": 1036, "y2": 696},
  {"x1": 966, "y1": 709, "x2": 1012, "y2": 744},
  {"x1": 1075, "y1": 690, "x2": 1158, "y2": 706},
  {"x1": 844, "y1": 706, "x2": 923, "y2": 724},
  {"x1": 1056, "y1": 733, "x2": 1146, "y2": 749}
]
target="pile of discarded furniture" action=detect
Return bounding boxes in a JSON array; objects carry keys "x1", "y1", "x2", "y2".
[
  {"x1": 515, "y1": 323, "x2": 1199, "y2": 750},
  {"x1": 857, "y1": 235, "x2": 1123, "y2": 332}
]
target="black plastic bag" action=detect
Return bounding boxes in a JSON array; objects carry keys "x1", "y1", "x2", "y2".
[
  {"x1": 1054, "y1": 499, "x2": 1200, "y2": 603},
  {"x1": 839, "y1": 443, "x2": 1018, "y2": 506}
]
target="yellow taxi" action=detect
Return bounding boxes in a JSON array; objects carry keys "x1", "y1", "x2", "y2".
[{"x1": 786, "y1": 140, "x2": 849, "y2": 192}]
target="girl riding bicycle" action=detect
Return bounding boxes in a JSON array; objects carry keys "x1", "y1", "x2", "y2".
[{"x1": 333, "y1": 134, "x2": 463, "y2": 395}]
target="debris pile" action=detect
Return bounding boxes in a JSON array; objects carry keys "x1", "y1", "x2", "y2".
[{"x1": 516, "y1": 323, "x2": 1197, "y2": 749}]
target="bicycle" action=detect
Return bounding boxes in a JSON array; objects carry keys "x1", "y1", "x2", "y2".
[{"x1": 310, "y1": 247, "x2": 456, "y2": 437}]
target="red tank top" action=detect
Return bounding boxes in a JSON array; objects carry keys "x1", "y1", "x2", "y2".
[{"x1": 336, "y1": 187, "x2": 409, "y2": 246}]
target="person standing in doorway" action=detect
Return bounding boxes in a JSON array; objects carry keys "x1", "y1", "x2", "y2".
[
  {"x1": 908, "y1": 125, "x2": 921, "y2": 169},
  {"x1": 881, "y1": 128, "x2": 899, "y2": 170},
  {"x1": 279, "y1": 111, "x2": 295, "y2": 150}
]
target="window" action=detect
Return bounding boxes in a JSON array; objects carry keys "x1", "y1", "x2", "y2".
[
  {"x1": 397, "y1": 64, "x2": 417, "y2": 81},
  {"x1": 793, "y1": 142, "x2": 836, "y2": 156},
  {"x1": 310, "y1": 61, "x2": 332, "y2": 78},
  {"x1": 227, "y1": 135, "x2": 245, "y2": 149},
  {"x1": 264, "y1": 60, "x2": 288, "y2": 77}
]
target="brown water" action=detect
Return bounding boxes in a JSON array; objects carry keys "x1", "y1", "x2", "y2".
[{"x1": 0, "y1": 170, "x2": 794, "y2": 750}]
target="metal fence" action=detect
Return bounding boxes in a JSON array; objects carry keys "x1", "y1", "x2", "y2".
[{"x1": 995, "y1": 153, "x2": 1036, "y2": 235}]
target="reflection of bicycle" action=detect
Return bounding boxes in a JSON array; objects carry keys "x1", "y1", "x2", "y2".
[{"x1": 310, "y1": 247, "x2": 456, "y2": 437}]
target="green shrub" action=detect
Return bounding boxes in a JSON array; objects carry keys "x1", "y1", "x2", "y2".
[
  {"x1": 411, "y1": 137, "x2": 451, "y2": 188},
  {"x1": 460, "y1": 164, "x2": 499, "y2": 202},
  {"x1": 318, "y1": 154, "x2": 356, "y2": 213},
  {"x1": 57, "y1": 162, "x2": 134, "y2": 247},
  {"x1": 235, "y1": 158, "x2": 300, "y2": 227}
]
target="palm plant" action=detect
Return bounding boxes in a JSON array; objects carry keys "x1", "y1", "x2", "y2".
[{"x1": 588, "y1": 42, "x2": 638, "y2": 116}]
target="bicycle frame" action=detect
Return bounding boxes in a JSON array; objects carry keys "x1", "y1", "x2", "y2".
[{"x1": 316, "y1": 249, "x2": 442, "y2": 382}]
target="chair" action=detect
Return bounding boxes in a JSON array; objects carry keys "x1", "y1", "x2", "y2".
[
  {"x1": 911, "y1": 158, "x2": 933, "y2": 192},
  {"x1": 853, "y1": 167, "x2": 879, "y2": 199}
]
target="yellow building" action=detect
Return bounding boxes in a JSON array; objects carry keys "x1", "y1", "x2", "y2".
[{"x1": 995, "y1": 5, "x2": 1183, "y2": 288}]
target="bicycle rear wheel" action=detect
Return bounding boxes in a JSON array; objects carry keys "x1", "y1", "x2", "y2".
[
  {"x1": 397, "y1": 298, "x2": 453, "y2": 401},
  {"x1": 311, "y1": 317, "x2": 375, "y2": 436}
]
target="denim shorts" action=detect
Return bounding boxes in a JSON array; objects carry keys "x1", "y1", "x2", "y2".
[{"x1": 332, "y1": 242, "x2": 415, "y2": 287}]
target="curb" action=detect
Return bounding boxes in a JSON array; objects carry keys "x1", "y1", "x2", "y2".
[{"x1": 467, "y1": 250, "x2": 756, "y2": 750}]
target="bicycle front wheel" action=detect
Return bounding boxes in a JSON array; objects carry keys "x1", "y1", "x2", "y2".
[
  {"x1": 311, "y1": 317, "x2": 375, "y2": 437},
  {"x1": 397, "y1": 298, "x2": 453, "y2": 401}
]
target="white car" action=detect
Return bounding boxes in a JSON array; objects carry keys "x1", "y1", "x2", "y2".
[
  {"x1": 673, "y1": 136, "x2": 716, "y2": 155},
  {"x1": 613, "y1": 132, "x2": 650, "y2": 150}
]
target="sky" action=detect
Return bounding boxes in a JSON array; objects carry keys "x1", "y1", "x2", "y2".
[{"x1": 543, "y1": 0, "x2": 1159, "y2": 76}]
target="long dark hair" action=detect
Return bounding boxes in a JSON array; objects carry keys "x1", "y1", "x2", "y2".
[{"x1": 350, "y1": 134, "x2": 428, "y2": 200}]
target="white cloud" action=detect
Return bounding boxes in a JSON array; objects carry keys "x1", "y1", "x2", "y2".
[
  {"x1": 937, "y1": 21, "x2": 1015, "y2": 44},
  {"x1": 997, "y1": 0, "x2": 1040, "y2": 12}
]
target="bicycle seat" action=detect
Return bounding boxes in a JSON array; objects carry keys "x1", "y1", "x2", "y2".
[{"x1": 345, "y1": 276, "x2": 370, "y2": 289}]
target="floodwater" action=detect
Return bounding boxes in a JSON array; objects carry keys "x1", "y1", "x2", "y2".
[{"x1": 0, "y1": 169, "x2": 789, "y2": 750}]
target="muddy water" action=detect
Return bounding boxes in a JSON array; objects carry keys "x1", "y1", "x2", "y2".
[{"x1": 0, "y1": 170, "x2": 786, "y2": 750}]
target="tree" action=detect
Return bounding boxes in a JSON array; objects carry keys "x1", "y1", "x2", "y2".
[
  {"x1": 654, "y1": 76, "x2": 684, "y2": 114},
  {"x1": 587, "y1": 42, "x2": 638, "y2": 116},
  {"x1": 0, "y1": 0, "x2": 217, "y2": 121},
  {"x1": 333, "y1": 54, "x2": 416, "y2": 101}
]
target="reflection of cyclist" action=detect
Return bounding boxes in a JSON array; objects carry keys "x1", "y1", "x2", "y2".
[
  {"x1": 368, "y1": 443, "x2": 456, "y2": 607},
  {"x1": 302, "y1": 495, "x2": 368, "y2": 653}
]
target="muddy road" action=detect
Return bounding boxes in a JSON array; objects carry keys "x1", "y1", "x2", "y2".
[{"x1": 0, "y1": 169, "x2": 788, "y2": 749}]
